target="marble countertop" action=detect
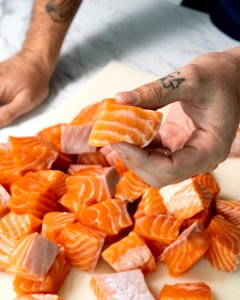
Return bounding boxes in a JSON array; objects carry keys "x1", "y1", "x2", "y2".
[{"x1": 0, "y1": 0, "x2": 238, "y2": 140}]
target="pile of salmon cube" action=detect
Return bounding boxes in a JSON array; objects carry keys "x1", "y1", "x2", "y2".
[{"x1": 0, "y1": 99, "x2": 239, "y2": 300}]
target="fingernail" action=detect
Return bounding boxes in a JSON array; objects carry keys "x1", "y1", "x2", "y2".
[{"x1": 115, "y1": 91, "x2": 139, "y2": 105}]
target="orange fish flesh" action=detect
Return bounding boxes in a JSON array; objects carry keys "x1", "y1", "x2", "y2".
[
  {"x1": 0, "y1": 232, "x2": 17, "y2": 271},
  {"x1": 37, "y1": 170, "x2": 68, "y2": 200},
  {"x1": 161, "y1": 221, "x2": 210, "y2": 276},
  {"x1": 41, "y1": 212, "x2": 76, "y2": 243},
  {"x1": 0, "y1": 212, "x2": 42, "y2": 239},
  {"x1": 89, "y1": 101, "x2": 162, "y2": 148},
  {"x1": 134, "y1": 187, "x2": 167, "y2": 218},
  {"x1": 9, "y1": 172, "x2": 60, "y2": 219},
  {"x1": 102, "y1": 231, "x2": 156, "y2": 274},
  {"x1": 91, "y1": 269, "x2": 155, "y2": 300},
  {"x1": 160, "y1": 178, "x2": 213, "y2": 219},
  {"x1": 9, "y1": 136, "x2": 58, "y2": 172},
  {"x1": 77, "y1": 198, "x2": 133, "y2": 236},
  {"x1": 67, "y1": 164, "x2": 102, "y2": 176},
  {"x1": 9, "y1": 232, "x2": 60, "y2": 281},
  {"x1": 193, "y1": 173, "x2": 220, "y2": 197},
  {"x1": 134, "y1": 214, "x2": 183, "y2": 245},
  {"x1": 0, "y1": 184, "x2": 10, "y2": 217},
  {"x1": 57, "y1": 222, "x2": 105, "y2": 272},
  {"x1": 216, "y1": 200, "x2": 240, "y2": 228},
  {"x1": 37, "y1": 123, "x2": 66, "y2": 151},
  {"x1": 205, "y1": 214, "x2": 240, "y2": 272},
  {"x1": 70, "y1": 101, "x2": 102, "y2": 125},
  {"x1": 159, "y1": 282, "x2": 212, "y2": 300},
  {"x1": 115, "y1": 170, "x2": 148, "y2": 202},
  {"x1": 0, "y1": 143, "x2": 22, "y2": 189},
  {"x1": 77, "y1": 152, "x2": 109, "y2": 167},
  {"x1": 13, "y1": 248, "x2": 70, "y2": 295}
]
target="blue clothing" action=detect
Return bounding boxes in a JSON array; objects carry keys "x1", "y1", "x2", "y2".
[{"x1": 182, "y1": 0, "x2": 240, "y2": 41}]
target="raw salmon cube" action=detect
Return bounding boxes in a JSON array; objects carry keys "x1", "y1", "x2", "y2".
[
  {"x1": 0, "y1": 184, "x2": 10, "y2": 217},
  {"x1": 9, "y1": 232, "x2": 60, "y2": 281},
  {"x1": 0, "y1": 212, "x2": 42, "y2": 239},
  {"x1": 57, "y1": 222, "x2": 105, "y2": 272},
  {"x1": 77, "y1": 152, "x2": 109, "y2": 166},
  {"x1": 216, "y1": 200, "x2": 240, "y2": 228},
  {"x1": 161, "y1": 221, "x2": 210, "y2": 276},
  {"x1": 193, "y1": 173, "x2": 220, "y2": 197},
  {"x1": 91, "y1": 269, "x2": 155, "y2": 300},
  {"x1": 70, "y1": 101, "x2": 102, "y2": 125},
  {"x1": 61, "y1": 124, "x2": 96, "y2": 154},
  {"x1": 9, "y1": 172, "x2": 60, "y2": 219},
  {"x1": 67, "y1": 164, "x2": 102, "y2": 176},
  {"x1": 115, "y1": 170, "x2": 148, "y2": 202},
  {"x1": 13, "y1": 248, "x2": 70, "y2": 295},
  {"x1": 134, "y1": 214, "x2": 183, "y2": 245},
  {"x1": 102, "y1": 231, "x2": 156, "y2": 274},
  {"x1": 37, "y1": 170, "x2": 68, "y2": 200},
  {"x1": 9, "y1": 136, "x2": 58, "y2": 172},
  {"x1": 160, "y1": 178, "x2": 213, "y2": 219},
  {"x1": 41, "y1": 212, "x2": 76, "y2": 243},
  {"x1": 159, "y1": 282, "x2": 212, "y2": 300},
  {"x1": 0, "y1": 144, "x2": 22, "y2": 189},
  {"x1": 89, "y1": 101, "x2": 162, "y2": 148},
  {"x1": 205, "y1": 215, "x2": 240, "y2": 272},
  {"x1": 134, "y1": 187, "x2": 167, "y2": 218},
  {"x1": 37, "y1": 123, "x2": 66, "y2": 151},
  {"x1": 0, "y1": 232, "x2": 17, "y2": 271},
  {"x1": 78, "y1": 198, "x2": 133, "y2": 236}
]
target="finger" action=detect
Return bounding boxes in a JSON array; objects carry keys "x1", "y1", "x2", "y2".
[
  {"x1": 112, "y1": 130, "x2": 225, "y2": 188},
  {"x1": 115, "y1": 65, "x2": 200, "y2": 109},
  {"x1": 0, "y1": 93, "x2": 34, "y2": 127}
]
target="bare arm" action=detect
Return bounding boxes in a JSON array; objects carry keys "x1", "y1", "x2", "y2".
[{"x1": 0, "y1": 0, "x2": 83, "y2": 127}]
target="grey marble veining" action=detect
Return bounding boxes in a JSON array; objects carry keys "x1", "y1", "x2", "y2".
[{"x1": 0, "y1": 0, "x2": 239, "y2": 140}]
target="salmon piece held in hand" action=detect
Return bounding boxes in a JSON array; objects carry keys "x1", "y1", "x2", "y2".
[
  {"x1": 91, "y1": 269, "x2": 155, "y2": 300},
  {"x1": 57, "y1": 222, "x2": 105, "y2": 272},
  {"x1": 78, "y1": 198, "x2": 133, "y2": 236},
  {"x1": 89, "y1": 101, "x2": 162, "y2": 148},
  {"x1": 0, "y1": 212, "x2": 42, "y2": 239},
  {"x1": 159, "y1": 282, "x2": 212, "y2": 300},
  {"x1": 9, "y1": 136, "x2": 58, "y2": 172},
  {"x1": 160, "y1": 178, "x2": 213, "y2": 219},
  {"x1": 216, "y1": 200, "x2": 240, "y2": 228},
  {"x1": 13, "y1": 248, "x2": 70, "y2": 295},
  {"x1": 134, "y1": 214, "x2": 183, "y2": 245},
  {"x1": 205, "y1": 215, "x2": 240, "y2": 272},
  {"x1": 161, "y1": 221, "x2": 210, "y2": 276},
  {"x1": 102, "y1": 231, "x2": 156, "y2": 274},
  {"x1": 115, "y1": 170, "x2": 148, "y2": 202},
  {"x1": 9, "y1": 232, "x2": 60, "y2": 281}
]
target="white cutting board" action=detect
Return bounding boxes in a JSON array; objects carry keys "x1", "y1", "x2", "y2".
[{"x1": 1, "y1": 61, "x2": 240, "y2": 300}]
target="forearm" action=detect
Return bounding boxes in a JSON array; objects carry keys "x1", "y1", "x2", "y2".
[{"x1": 23, "y1": 0, "x2": 83, "y2": 74}]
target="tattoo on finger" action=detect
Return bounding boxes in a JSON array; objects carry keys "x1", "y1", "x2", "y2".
[
  {"x1": 160, "y1": 71, "x2": 185, "y2": 90},
  {"x1": 46, "y1": 0, "x2": 82, "y2": 23}
]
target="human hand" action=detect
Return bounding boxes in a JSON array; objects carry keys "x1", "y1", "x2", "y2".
[
  {"x1": 0, "y1": 50, "x2": 51, "y2": 127},
  {"x1": 112, "y1": 48, "x2": 240, "y2": 188}
]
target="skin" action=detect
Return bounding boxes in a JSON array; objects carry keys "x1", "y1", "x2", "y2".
[
  {"x1": 0, "y1": 0, "x2": 82, "y2": 127},
  {"x1": 113, "y1": 47, "x2": 240, "y2": 187},
  {"x1": 0, "y1": 2, "x2": 239, "y2": 186}
]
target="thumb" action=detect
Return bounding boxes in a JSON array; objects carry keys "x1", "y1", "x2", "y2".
[{"x1": 115, "y1": 66, "x2": 197, "y2": 109}]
